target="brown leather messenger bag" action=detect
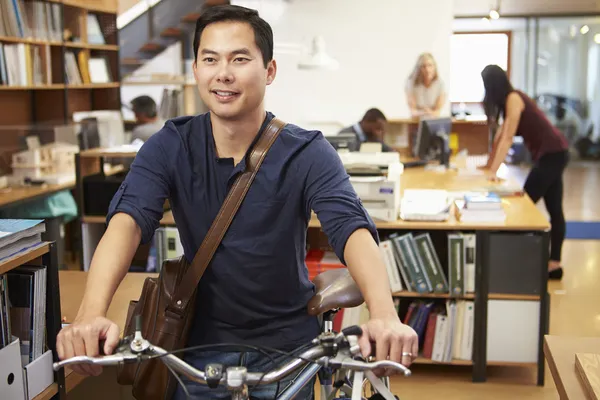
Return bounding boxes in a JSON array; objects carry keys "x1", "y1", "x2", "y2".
[{"x1": 116, "y1": 117, "x2": 287, "y2": 399}]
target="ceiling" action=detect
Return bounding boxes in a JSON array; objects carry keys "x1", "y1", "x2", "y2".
[{"x1": 454, "y1": 0, "x2": 600, "y2": 17}]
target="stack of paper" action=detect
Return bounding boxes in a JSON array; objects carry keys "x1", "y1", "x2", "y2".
[
  {"x1": 400, "y1": 189, "x2": 450, "y2": 222},
  {"x1": 0, "y1": 220, "x2": 46, "y2": 262}
]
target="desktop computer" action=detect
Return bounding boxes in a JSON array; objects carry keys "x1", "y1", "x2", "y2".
[
  {"x1": 413, "y1": 117, "x2": 452, "y2": 167},
  {"x1": 325, "y1": 133, "x2": 361, "y2": 152}
]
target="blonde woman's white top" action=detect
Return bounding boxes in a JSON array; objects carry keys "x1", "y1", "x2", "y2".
[{"x1": 406, "y1": 78, "x2": 445, "y2": 110}]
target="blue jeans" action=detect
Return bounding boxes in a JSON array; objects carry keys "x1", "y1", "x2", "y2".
[{"x1": 172, "y1": 350, "x2": 316, "y2": 399}]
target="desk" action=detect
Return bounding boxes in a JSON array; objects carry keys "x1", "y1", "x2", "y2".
[
  {"x1": 332, "y1": 162, "x2": 549, "y2": 236},
  {"x1": 311, "y1": 167, "x2": 548, "y2": 231},
  {"x1": 308, "y1": 166, "x2": 550, "y2": 385},
  {"x1": 0, "y1": 181, "x2": 75, "y2": 208},
  {"x1": 544, "y1": 335, "x2": 600, "y2": 400},
  {"x1": 386, "y1": 118, "x2": 489, "y2": 155}
]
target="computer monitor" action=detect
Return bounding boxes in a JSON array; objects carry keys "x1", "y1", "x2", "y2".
[
  {"x1": 414, "y1": 117, "x2": 452, "y2": 167},
  {"x1": 326, "y1": 133, "x2": 360, "y2": 152}
]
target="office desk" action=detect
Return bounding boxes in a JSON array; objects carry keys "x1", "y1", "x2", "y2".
[
  {"x1": 311, "y1": 167, "x2": 548, "y2": 231},
  {"x1": 544, "y1": 335, "x2": 600, "y2": 400},
  {"x1": 309, "y1": 166, "x2": 550, "y2": 385},
  {"x1": 386, "y1": 118, "x2": 489, "y2": 155},
  {"x1": 0, "y1": 181, "x2": 75, "y2": 208}
]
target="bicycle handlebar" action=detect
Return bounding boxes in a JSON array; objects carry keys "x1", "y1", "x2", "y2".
[{"x1": 53, "y1": 325, "x2": 412, "y2": 387}]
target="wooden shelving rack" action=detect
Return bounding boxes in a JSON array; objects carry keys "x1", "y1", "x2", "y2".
[
  {"x1": 0, "y1": 0, "x2": 121, "y2": 175},
  {"x1": 0, "y1": 241, "x2": 65, "y2": 400}
]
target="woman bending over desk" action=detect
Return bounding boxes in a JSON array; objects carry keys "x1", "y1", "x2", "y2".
[
  {"x1": 480, "y1": 64, "x2": 569, "y2": 280},
  {"x1": 405, "y1": 53, "x2": 446, "y2": 118}
]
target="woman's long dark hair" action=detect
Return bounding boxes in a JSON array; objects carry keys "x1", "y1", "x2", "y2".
[{"x1": 481, "y1": 64, "x2": 514, "y2": 123}]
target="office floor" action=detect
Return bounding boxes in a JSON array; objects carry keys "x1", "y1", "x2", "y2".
[{"x1": 380, "y1": 158, "x2": 600, "y2": 400}]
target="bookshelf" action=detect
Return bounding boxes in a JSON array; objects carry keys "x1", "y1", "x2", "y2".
[
  {"x1": 0, "y1": 0, "x2": 120, "y2": 175},
  {"x1": 306, "y1": 169, "x2": 551, "y2": 385},
  {"x1": 0, "y1": 241, "x2": 65, "y2": 399}
]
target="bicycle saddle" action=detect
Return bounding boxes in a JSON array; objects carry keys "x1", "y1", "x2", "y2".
[{"x1": 307, "y1": 269, "x2": 364, "y2": 316}]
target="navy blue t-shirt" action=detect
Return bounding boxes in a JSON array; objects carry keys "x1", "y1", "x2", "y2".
[{"x1": 106, "y1": 111, "x2": 378, "y2": 351}]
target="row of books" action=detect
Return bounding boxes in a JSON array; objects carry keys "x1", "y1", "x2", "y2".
[
  {"x1": 404, "y1": 299, "x2": 474, "y2": 362},
  {"x1": 158, "y1": 88, "x2": 184, "y2": 119},
  {"x1": 0, "y1": 266, "x2": 47, "y2": 366},
  {"x1": 337, "y1": 298, "x2": 474, "y2": 362},
  {"x1": 0, "y1": 0, "x2": 62, "y2": 42},
  {"x1": 0, "y1": 43, "x2": 52, "y2": 86},
  {"x1": 380, "y1": 232, "x2": 476, "y2": 296},
  {"x1": 0, "y1": 219, "x2": 53, "y2": 400},
  {"x1": 0, "y1": 219, "x2": 47, "y2": 366},
  {"x1": 65, "y1": 50, "x2": 113, "y2": 85}
]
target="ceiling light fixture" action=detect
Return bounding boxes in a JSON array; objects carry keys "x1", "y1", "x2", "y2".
[{"x1": 297, "y1": 36, "x2": 339, "y2": 71}]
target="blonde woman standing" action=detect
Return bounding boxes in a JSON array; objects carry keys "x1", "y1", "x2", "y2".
[{"x1": 405, "y1": 53, "x2": 446, "y2": 118}]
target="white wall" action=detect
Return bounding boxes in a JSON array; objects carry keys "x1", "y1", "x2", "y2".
[{"x1": 258, "y1": 0, "x2": 454, "y2": 128}]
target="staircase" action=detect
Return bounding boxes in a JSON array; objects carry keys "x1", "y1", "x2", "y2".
[{"x1": 118, "y1": 0, "x2": 230, "y2": 78}]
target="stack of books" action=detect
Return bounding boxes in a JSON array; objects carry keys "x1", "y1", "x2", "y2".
[
  {"x1": 456, "y1": 193, "x2": 506, "y2": 223},
  {"x1": 0, "y1": 219, "x2": 46, "y2": 262}
]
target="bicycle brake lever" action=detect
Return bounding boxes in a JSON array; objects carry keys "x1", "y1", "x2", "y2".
[
  {"x1": 328, "y1": 356, "x2": 411, "y2": 377},
  {"x1": 52, "y1": 351, "x2": 145, "y2": 371}
]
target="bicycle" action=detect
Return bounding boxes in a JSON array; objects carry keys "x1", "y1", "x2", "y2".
[{"x1": 53, "y1": 269, "x2": 412, "y2": 399}]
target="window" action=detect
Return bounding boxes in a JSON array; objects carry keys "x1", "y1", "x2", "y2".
[{"x1": 449, "y1": 32, "x2": 510, "y2": 103}]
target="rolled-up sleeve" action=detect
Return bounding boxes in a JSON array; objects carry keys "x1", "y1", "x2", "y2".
[
  {"x1": 106, "y1": 131, "x2": 171, "y2": 244},
  {"x1": 304, "y1": 136, "x2": 379, "y2": 264}
]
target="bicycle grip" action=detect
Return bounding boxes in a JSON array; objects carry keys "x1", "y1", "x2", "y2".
[{"x1": 342, "y1": 325, "x2": 363, "y2": 337}]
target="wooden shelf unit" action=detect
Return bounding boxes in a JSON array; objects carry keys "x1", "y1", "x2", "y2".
[
  {"x1": 307, "y1": 168, "x2": 550, "y2": 385},
  {"x1": 0, "y1": 0, "x2": 120, "y2": 175},
  {"x1": 0, "y1": 241, "x2": 66, "y2": 399}
]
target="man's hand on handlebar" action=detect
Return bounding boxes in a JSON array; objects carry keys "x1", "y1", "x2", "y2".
[
  {"x1": 56, "y1": 316, "x2": 120, "y2": 377},
  {"x1": 358, "y1": 316, "x2": 418, "y2": 377}
]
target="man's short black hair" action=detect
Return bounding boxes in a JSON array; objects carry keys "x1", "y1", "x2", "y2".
[
  {"x1": 131, "y1": 95, "x2": 157, "y2": 118},
  {"x1": 362, "y1": 108, "x2": 387, "y2": 123},
  {"x1": 193, "y1": 4, "x2": 274, "y2": 68}
]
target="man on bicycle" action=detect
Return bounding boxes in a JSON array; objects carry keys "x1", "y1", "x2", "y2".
[{"x1": 56, "y1": 4, "x2": 418, "y2": 399}]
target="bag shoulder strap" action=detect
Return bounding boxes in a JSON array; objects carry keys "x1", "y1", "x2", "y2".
[{"x1": 167, "y1": 117, "x2": 287, "y2": 315}]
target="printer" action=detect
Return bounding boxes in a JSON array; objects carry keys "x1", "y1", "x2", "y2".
[{"x1": 337, "y1": 152, "x2": 403, "y2": 222}]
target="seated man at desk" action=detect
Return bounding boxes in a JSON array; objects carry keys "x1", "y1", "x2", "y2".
[
  {"x1": 130, "y1": 95, "x2": 165, "y2": 142},
  {"x1": 339, "y1": 108, "x2": 394, "y2": 152}
]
